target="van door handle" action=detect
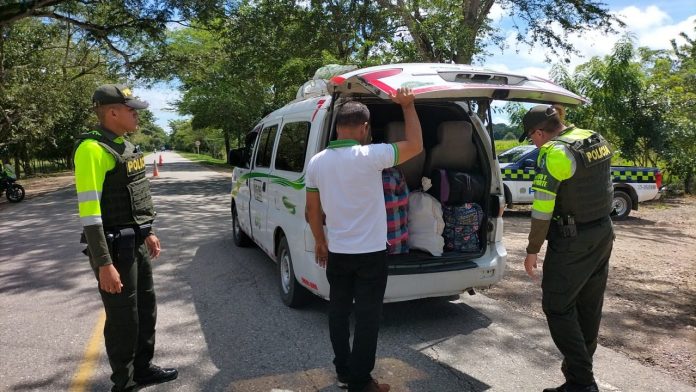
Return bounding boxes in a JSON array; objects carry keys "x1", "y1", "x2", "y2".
[{"x1": 262, "y1": 182, "x2": 266, "y2": 192}]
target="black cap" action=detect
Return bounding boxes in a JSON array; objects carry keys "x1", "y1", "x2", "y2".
[
  {"x1": 518, "y1": 105, "x2": 558, "y2": 142},
  {"x1": 92, "y1": 84, "x2": 148, "y2": 109}
]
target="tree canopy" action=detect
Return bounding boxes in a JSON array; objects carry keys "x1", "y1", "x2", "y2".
[{"x1": 0, "y1": 0, "x2": 693, "y2": 193}]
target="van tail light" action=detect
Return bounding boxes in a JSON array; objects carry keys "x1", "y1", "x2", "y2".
[
  {"x1": 498, "y1": 196, "x2": 505, "y2": 217},
  {"x1": 656, "y1": 171, "x2": 663, "y2": 190}
]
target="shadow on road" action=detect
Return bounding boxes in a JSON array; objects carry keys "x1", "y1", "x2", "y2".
[{"x1": 183, "y1": 237, "x2": 494, "y2": 391}]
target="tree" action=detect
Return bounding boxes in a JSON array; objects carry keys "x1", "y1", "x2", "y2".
[
  {"x1": 551, "y1": 37, "x2": 667, "y2": 167},
  {"x1": 375, "y1": 0, "x2": 621, "y2": 64},
  {"x1": 645, "y1": 25, "x2": 696, "y2": 193},
  {"x1": 0, "y1": 19, "x2": 107, "y2": 175}
]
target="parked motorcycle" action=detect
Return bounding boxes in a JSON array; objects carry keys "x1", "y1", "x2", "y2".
[{"x1": 0, "y1": 175, "x2": 25, "y2": 202}]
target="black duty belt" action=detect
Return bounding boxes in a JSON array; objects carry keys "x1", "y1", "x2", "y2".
[{"x1": 104, "y1": 223, "x2": 152, "y2": 240}]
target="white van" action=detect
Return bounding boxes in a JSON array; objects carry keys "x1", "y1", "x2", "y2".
[{"x1": 228, "y1": 63, "x2": 585, "y2": 307}]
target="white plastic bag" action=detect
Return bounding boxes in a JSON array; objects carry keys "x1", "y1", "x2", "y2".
[{"x1": 407, "y1": 191, "x2": 445, "y2": 256}]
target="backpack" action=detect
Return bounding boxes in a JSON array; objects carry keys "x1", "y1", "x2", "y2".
[
  {"x1": 428, "y1": 169, "x2": 485, "y2": 206},
  {"x1": 442, "y1": 203, "x2": 484, "y2": 252}
]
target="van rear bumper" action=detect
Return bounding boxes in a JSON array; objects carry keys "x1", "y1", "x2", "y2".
[{"x1": 383, "y1": 242, "x2": 507, "y2": 302}]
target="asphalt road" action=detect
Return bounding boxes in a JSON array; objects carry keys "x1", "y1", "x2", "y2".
[{"x1": 1, "y1": 152, "x2": 692, "y2": 392}]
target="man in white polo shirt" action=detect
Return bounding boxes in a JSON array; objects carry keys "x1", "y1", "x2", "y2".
[{"x1": 305, "y1": 88, "x2": 423, "y2": 392}]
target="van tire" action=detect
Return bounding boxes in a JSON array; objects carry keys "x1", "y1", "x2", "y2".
[
  {"x1": 612, "y1": 190, "x2": 632, "y2": 220},
  {"x1": 232, "y1": 204, "x2": 252, "y2": 247},
  {"x1": 503, "y1": 185, "x2": 513, "y2": 208},
  {"x1": 278, "y1": 236, "x2": 310, "y2": 308}
]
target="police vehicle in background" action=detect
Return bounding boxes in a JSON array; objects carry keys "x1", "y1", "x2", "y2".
[{"x1": 499, "y1": 144, "x2": 663, "y2": 220}]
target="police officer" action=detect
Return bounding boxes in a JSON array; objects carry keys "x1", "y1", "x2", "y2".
[
  {"x1": 520, "y1": 105, "x2": 614, "y2": 392},
  {"x1": 73, "y1": 84, "x2": 177, "y2": 392}
]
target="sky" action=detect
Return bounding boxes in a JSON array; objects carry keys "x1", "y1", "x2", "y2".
[{"x1": 136, "y1": 1, "x2": 696, "y2": 132}]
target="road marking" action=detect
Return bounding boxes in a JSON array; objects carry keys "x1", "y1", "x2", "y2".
[{"x1": 69, "y1": 312, "x2": 105, "y2": 392}]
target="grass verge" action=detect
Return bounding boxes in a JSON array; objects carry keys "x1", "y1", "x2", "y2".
[{"x1": 177, "y1": 151, "x2": 231, "y2": 171}]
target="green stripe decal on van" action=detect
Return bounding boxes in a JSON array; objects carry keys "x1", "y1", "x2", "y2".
[
  {"x1": 231, "y1": 172, "x2": 306, "y2": 197},
  {"x1": 282, "y1": 196, "x2": 296, "y2": 215}
]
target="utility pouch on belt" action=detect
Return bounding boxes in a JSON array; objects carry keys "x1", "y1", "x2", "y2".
[
  {"x1": 556, "y1": 215, "x2": 577, "y2": 238},
  {"x1": 116, "y1": 227, "x2": 136, "y2": 264},
  {"x1": 80, "y1": 232, "x2": 88, "y2": 256}
]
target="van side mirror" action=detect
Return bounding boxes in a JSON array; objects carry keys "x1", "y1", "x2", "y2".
[
  {"x1": 228, "y1": 148, "x2": 247, "y2": 168},
  {"x1": 522, "y1": 158, "x2": 536, "y2": 168}
]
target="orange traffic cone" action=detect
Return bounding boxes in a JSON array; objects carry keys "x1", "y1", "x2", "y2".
[
  {"x1": 152, "y1": 159, "x2": 159, "y2": 177},
  {"x1": 158, "y1": 154, "x2": 163, "y2": 166}
]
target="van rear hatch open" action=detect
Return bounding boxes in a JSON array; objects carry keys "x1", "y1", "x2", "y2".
[{"x1": 328, "y1": 63, "x2": 587, "y2": 105}]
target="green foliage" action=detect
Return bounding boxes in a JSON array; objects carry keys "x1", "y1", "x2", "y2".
[
  {"x1": 128, "y1": 111, "x2": 168, "y2": 152},
  {"x1": 495, "y1": 139, "x2": 524, "y2": 153},
  {"x1": 551, "y1": 37, "x2": 667, "y2": 168},
  {"x1": 551, "y1": 29, "x2": 696, "y2": 193},
  {"x1": 646, "y1": 26, "x2": 696, "y2": 192},
  {"x1": 376, "y1": 0, "x2": 618, "y2": 64},
  {"x1": 168, "y1": 119, "x2": 227, "y2": 159}
]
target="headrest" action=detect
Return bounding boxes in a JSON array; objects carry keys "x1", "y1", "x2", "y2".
[
  {"x1": 385, "y1": 121, "x2": 406, "y2": 142},
  {"x1": 437, "y1": 121, "x2": 472, "y2": 144}
]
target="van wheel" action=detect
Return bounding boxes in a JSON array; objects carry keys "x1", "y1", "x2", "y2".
[
  {"x1": 231, "y1": 204, "x2": 252, "y2": 247},
  {"x1": 278, "y1": 236, "x2": 310, "y2": 308},
  {"x1": 612, "y1": 190, "x2": 632, "y2": 220}
]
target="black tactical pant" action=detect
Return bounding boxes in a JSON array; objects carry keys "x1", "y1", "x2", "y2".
[
  {"x1": 327, "y1": 250, "x2": 388, "y2": 392},
  {"x1": 542, "y1": 216, "x2": 614, "y2": 386},
  {"x1": 93, "y1": 240, "x2": 156, "y2": 391}
]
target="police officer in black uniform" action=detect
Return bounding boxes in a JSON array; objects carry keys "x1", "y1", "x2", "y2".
[
  {"x1": 520, "y1": 105, "x2": 614, "y2": 392},
  {"x1": 73, "y1": 84, "x2": 177, "y2": 392}
]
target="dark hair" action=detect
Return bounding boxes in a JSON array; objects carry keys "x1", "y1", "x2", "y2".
[
  {"x1": 539, "y1": 115, "x2": 563, "y2": 133},
  {"x1": 335, "y1": 101, "x2": 369, "y2": 128}
]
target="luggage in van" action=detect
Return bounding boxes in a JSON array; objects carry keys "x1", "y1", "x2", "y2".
[
  {"x1": 382, "y1": 167, "x2": 409, "y2": 255},
  {"x1": 407, "y1": 191, "x2": 445, "y2": 256},
  {"x1": 442, "y1": 203, "x2": 483, "y2": 252},
  {"x1": 428, "y1": 169, "x2": 485, "y2": 206}
]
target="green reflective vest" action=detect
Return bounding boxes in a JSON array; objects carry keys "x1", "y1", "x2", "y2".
[
  {"x1": 553, "y1": 129, "x2": 614, "y2": 223},
  {"x1": 74, "y1": 130, "x2": 155, "y2": 229}
]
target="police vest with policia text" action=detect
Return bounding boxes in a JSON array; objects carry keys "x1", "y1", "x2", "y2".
[
  {"x1": 75, "y1": 131, "x2": 156, "y2": 229},
  {"x1": 549, "y1": 128, "x2": 614, "y2": 223}
]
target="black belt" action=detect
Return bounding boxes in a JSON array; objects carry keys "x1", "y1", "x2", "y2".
[
  {"x1": 574, "y1": 216, "x2": 610, "y2": 229},
  {"x1": 105, "y1": 223, "x2": 152, "y2": 240}
]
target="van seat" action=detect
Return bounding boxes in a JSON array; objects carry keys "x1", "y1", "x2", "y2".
[
  {"x1": 425, "y1": 121, "x2": 477, "y2": 175},
  {"x1": 385, "y1": 121, "x2": 425, "y2": 191}
]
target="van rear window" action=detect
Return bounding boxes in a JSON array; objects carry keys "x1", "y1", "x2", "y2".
[{"x1": 275, "y1": 121, "x2": 311, "y2": 172}]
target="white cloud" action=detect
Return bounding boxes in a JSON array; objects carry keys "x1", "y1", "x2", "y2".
[
  {"x1": 490, "y1": 5, "x2": 696, "y2": 76},
  {"x1": 488, "y1": 3, "x2": 507, "y2": 22},
  {"x1": 613, "y1": 5, "x2": 670, "y2": 31},
  {"x1": 637, "y1": 15, "x2": 696, "y2": 49}
]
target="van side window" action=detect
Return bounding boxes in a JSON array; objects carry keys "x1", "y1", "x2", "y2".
[
  {"x1": 275, "y1": 121, "x2": 311, "y2": 172},
  {"x1": 255, "y1": 124, "x2": 278, "y2": 168}
]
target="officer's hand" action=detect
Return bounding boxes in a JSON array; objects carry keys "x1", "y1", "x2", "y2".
[
  {"x1": 315, "y1": 241, "x2": 329, "y2": 269},
  {"x1": 524, "y1": 253, "x2": 539, "y2": 280},
  {"x1": 145, "y1": 234, "x2": 161, "y2": 259},
  {"x1": 389, "y1": 87, "x2": 415, "y2": 107},
  {"x1": 99, "y1": 264, "x2": 123, "y2": 294}
]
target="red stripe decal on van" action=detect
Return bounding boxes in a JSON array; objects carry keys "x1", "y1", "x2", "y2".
[
  {"x1": 311, "y1": 99, "x2": 326, "y2": 121},
  {"x1": 360, "y1": 69, "x2": 402, "y2": 95},
  {"x1": 330, "y1": 76, "x2": 346, "y2": 85}
]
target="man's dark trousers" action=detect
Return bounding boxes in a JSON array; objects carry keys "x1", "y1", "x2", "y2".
[
  {"x1": 94, "y1": 240, "x2": 157, "y2": 391},
  {"x1": 542, "y1": 216, "x2": 613, "y2": 386},
  {"x1": 327, "y1": 250, "x2": 388, "y2": 392}
]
